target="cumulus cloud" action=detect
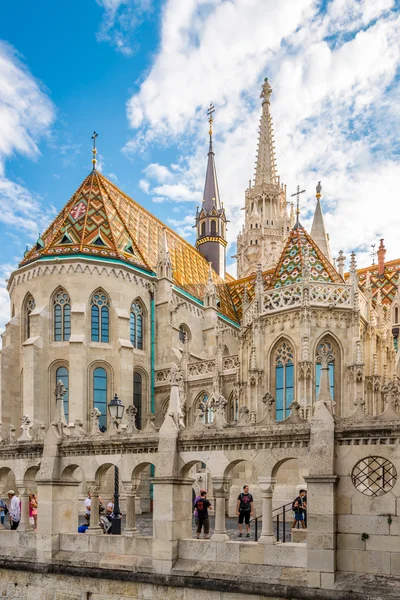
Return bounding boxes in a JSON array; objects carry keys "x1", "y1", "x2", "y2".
[{"x1": 124, "y1": 0, "x2": 400, "y2": 275}]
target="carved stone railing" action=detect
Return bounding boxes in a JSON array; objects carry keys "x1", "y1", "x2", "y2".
[
  {"x1": 155, "y1": 369, "x2": 171, "y2": 385},
  {"x1": 261, "y1": 281, "x2": 353, "y2": 314},
  {"x1": 187, "y1": 360, "x2": 215, "y2": 378},
  {"x1": 222, "y1": 355, "x2": 239, "y2": 371}
]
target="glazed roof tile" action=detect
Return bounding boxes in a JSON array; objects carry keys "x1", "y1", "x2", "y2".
[
  {"x1": 227, "y1": 268, "x2": 274, "y2": 320},
  {"x1": 21, "y1": 170, "x2": 239, "y2": 323},
  {"x1": 347, "y1": 259, "x2": 400, "y2": 306}
]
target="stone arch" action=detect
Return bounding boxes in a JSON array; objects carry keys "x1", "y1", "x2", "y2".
[
  {"x1": 180, "y1": 460, "x2": 206, "y2": 479},
  {"x1": 23, "y1": 466, "x2": 40, "y2": 489},
  {"x1": 0, "y1": 466, "x2": 17, "y2": 496},
  {"x1": 131, "y1": 461, "x2": 156, "y2": 483},
  {"x1": 94, "y1": 460, "x2": 121, "y2": 487},
  {"x1": 60, "y1": 464, "x2": 86, "y2": 483}
]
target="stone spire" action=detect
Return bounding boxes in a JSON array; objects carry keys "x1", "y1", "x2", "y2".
[
  {"x1": 254, "y1": 78, "x2": 277, "y2": 186},
  {"x1": 195, "y1": 105, "x2": 228, "y2": 278},
  {"x1": 157, "y1": 228, "x2": 172, "y2": 280},
  {"x1": 204, "y1": 262, "x2": 219, "y2": 309},
  {"x1": 310, "y1": 182, "x2": 332, "y2": 263}
]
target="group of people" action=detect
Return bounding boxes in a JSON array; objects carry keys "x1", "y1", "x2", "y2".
[
  {"x1": 193, "y1": 484, "x2": 255, "y2": 539},
  {"x1": 0, "y1": 490, "x2": 38, "y2": 531},
  {"x1": 78, "y1": 490, "x2": 116, "y2": 533}
]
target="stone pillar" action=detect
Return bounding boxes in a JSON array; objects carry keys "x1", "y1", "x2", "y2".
[
  {"x1": 87, "y1": 486, "x2": 102, "y2": 534},
  {"x1": 152, "y1": 477, "x2": 193, "y2": 574},
  {"x1": 123, "y1": 482, "x2": 138, "y2": 537},
  {"x1": 16, "y1": 486, "x2": 33, "y2": 531},
  {"x1": 258, "y1": 476, "x2": 276, "y2": 544},
  {"x1": 306, "y1": 399, "x2": 337, "y2": 590},
  {"x1": 210, "y1": 478, "x2": 229, "y2": 541}
]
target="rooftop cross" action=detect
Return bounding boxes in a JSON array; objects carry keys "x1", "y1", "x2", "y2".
[
  {"x1": 290, "y1": 185, "x2": 306, "y2": 224},
  {"x1": 91, "y1": 131, "x2": 98, "y2": 170},
  {"x1": 207, "y1": 103, "x2": 215, "y2": 141}
]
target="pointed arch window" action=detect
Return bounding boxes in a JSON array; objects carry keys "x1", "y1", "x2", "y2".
[
  {"x1": 179, "y1": 324, "x2": 190, "y2": 343},
  {"x1": 56, "y1": 366, "x2": 69, "y2": 422},
  {"x1": 91, "y1": 292, "x2": 110, "y2": 342},
  {"x1": 133, "y1": 372, "x2": 142, "y2": 430},
  {"x1": 54, "y1": 290, "x2": 71, "y2": 341},
  {"x1": 275, "y1": 341, "x2": 294, "y2": 421},
  {"x1": 395, "y1": 306, "x2": 399, "y2": 324},
  {"x1": 130, "y1": 301, "x2": 144, "y2": 349},
  {"x1": 25, "y1": 295, "x2": 36, "y2": 340},
  {"x1": 93, "y1": 367, "x2": 107, "y2": 432},
  {"x1": 196, "y1": 393, "x2": 214, "y2": 424},
  {"x1": 316, "y1": 341, "x2": 335, "y2": 400},
  {"x1": 201, "y1": 222, "x2": 206, "y2": 236}
]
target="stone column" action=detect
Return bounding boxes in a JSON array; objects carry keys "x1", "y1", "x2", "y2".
[
  {"x1": 123, "y1": 482, "x2": 138, "y2": 537},
  {"x1": 257, "y1": 476, "x2": 276, "y2": 544},
  {"x1": 18, "y1": 487, "x2": 33, "y2": 531},
  {"x1": 87, "y1": 486, "x2": 102, "y2": 534},
  {"x1": 210, "y1": 478, "x2": 229, "y2": 541}
]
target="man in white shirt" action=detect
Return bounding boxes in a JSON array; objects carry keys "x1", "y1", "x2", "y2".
[
  {"x1": 84, "y1": 491, "x2": 92, "y2": 522},
  {"x1": 7, "y1": 490, "x2": 20, "y2": 530}
]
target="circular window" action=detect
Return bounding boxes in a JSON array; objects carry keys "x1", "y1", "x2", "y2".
[{"x1": 351, "y1": 456, "x2": 397, "y2": 496}]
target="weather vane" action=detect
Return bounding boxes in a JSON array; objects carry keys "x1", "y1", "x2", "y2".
[
  {"x1": 290, "y1": 185, "x2": 306, "y2": 223},
  {"x1": 370, "y1": 243, "x2": 376, "y2": 265},
  {"x1": 91, "y1": 131, "x2": 98, "y2": 170}
]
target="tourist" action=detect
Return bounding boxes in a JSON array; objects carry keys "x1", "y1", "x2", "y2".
[
  {"x1": 29, "y1": 493, "x2": 38, "y2": 530},
  {"x1": 194, "y1": 490, "x2": 211, "y2": 539},
  {"x1": 0, "y1": 497, "x2": 7, "y2": 526},
  {"x1": 236, "y1": 484, "x2": 254, "y2": 537},
  {"x1": 84, "y1": 491, "x2": 92, "y2": 522},
  {"x1": 77, "y1": 523, "x2": 89, "y2": 533},
  {"x1": 7, "y1": 490, "x2": 20, "y2": 530},
  {"x1": 106, "y1": 496, "x2": 114, "y2": 516},
  {"x1": 291, "y1": 489, "x2": 307, "y2": 529},
  {"x1": 193, "y1": 488, "x2": 205, "y2": 531}
]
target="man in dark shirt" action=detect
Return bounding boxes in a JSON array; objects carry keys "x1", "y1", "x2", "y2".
[
  {"x1": 236, "y1": 484, "x2": 254, "y2": 537},
  {"x1": 194, "y1": 491, "x2": 212, "y2": 539},
  {"x1": 292, "y1": 489, "x2": 307, "y2": 529}
]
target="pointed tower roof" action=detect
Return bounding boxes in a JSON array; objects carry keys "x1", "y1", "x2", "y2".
[
  {"x1": 269, "y1": 223, "x2": 342, "y2": 289},
  {"x1": 254, "y1": 78, "x2": 277, "y2": 186},
  {"x1": 202, "y1": 105, "x2": 221, "y2": 212},
  {"x1": 310, "y1": 182, "x2": 332, "y2": 263},
  {"x1": 20, "y1": 169, "x2": 238, "y2": 323}
]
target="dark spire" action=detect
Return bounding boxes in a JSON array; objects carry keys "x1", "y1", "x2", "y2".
[{"x1": 203, "y1": 104, "x2": 221, "y2": 211}]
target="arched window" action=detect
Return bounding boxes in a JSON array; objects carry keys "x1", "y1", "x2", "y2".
[
  {"x1": 179, "y1": 324, "x2": 190, "y2": 343},
  {"x1": 395, "y1": 306, "x2": 399, "y2": 324},
  {"x1": 316, "y1": 341, "x2": 335, "y2": 401},
  {"x1": 25, "y1": 295, "x2": 35, "y2": 340},
  {"x1": 54, "y1": 289, "x2": 71, "y2": 341},
  {"x1": 275, "y1": 341, "x2": 294, "y2": 421},
  {"x1": 93, "y1": 367, "x2": 107, "y2": 432},
  {"x1": 201, "y1": 222, "x2": 206, "y2": 236},
  {"x1": 196, "y1": 393, "x2": 214, "y2": 424},
  {"x1": 223, "y1": 344, "x2": 229, "y2": 356},
  {"x1": 130, "y1": 301, "x2": 144, "y2": 349},
  {"x1": 228, "y1": 392, "x2": 239, "y2": 422},
  {"x1": 56, "y1": 366, "x2": 69, "y2": 422},
  {"x1": 91, "y1": 291, "x2": 109, "y2": 343},
  {"x1": 211, "y1": 221, "x2": 217, "y2": 235},
  {"x1": 133, "y1": 372, "x2": 142, "y2": 429}
]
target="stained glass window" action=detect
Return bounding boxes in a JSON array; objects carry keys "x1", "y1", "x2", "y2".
[
  {"x1": 93, "y1": 367, "x2": 107, "y2": 432},
  {"x1": 56, "y1": 366, "x2": 69, "y2": 422},
  {"x1": 130, "y1": 301, "x2": 143, "y2": 349},
  {"x1": 275, "y1": 341, "x2": 294, "y2": 421},
  {"x1": 91, "y1": 292, "x2": 110, "y2": 342},
  {"x1": 133, "y1": 372, "x2": 142, "y2": 430},
  {"x1": 54, "y1": 290, "x2": 71, "y2": 341}
]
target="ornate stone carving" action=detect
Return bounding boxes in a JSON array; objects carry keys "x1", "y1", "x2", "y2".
[
  {"x1": 35, "y1": 422, "x2": 46, "y2": 442},
  {"x1": 18, "y1": 415, "x2": 32, "y2": 442},
  {"x1": 53, "y1": 380, "x2": 67, "y2": 426},
  {"x1": 5, "y1": 424, "x2": 16, "y2": 444},
  {"x1": 261, "y1": 392, "x2": 276, "y2": 424},
  {"x1": 69, "y1": 419, "x2": 86, "y2": 438},
  {"x1": 142, "y1": 414, "x2": 157, "y2": 433},
  {"x1": 237, "y1": 406, "x2": 250, "y2": 426},
  {"x1": 90, "y1": 407, "x2": 102, "y2": 436},
  {"x1": 298, "y1": 361, "x2": 312, "y2": 380}
]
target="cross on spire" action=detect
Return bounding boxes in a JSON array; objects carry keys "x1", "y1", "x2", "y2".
[
  {"x1": 207, "y1": 103, "x2": 215, "y2": 141},
  {"x1": 91, "y1": 131, "x2": 98, "y2": 170},
  {"x1": 290, "y1": 185, "x2": 306, "y2": 224}
]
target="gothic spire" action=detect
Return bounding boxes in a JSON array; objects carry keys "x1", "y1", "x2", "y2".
[
  {"x1": 202, "y1": 103, "x2": 221, "y2": 212},
  {"x1": 254, "y1": 78, "x2": 277, "y2": 186},
  {"x1": 310, "y1": 182, "x2": 332, "y2": 263}
]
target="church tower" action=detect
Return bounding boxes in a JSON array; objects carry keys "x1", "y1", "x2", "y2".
[
  {"x1": 235, "y1": 78, "x2": 292, "y2": 278},
  {"x1": 195, "y1": 105, "x2": 228, "y2": 278}
]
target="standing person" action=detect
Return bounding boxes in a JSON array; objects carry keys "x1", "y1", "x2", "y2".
[
  {"x1": 0, "y1": 497, "x2": 7, "y2": 526},
  {"x1": 292, "y1": 489, "x2": 307, "y2": 529},
  {"x1": 194, "y1": 491, "x2": 212, "y2": 539},
  {"x1": 29, "y1": 494, "x2": 38, "y2": 530},
  {"x1": 193, "y1": 488, "x2": 205, "y2": 532},
  {"x1": 236, "y1": 484, "x2": 254, "y2": 537},
  {"x1": 84, "y1": 491, "x2": 92, "y2": 522},
  {"x1": 7, "y1": 490, "x2": 20, "y2": 530}
]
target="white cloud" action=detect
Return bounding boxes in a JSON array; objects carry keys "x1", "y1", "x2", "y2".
[
  {"x1": 124, "y1": 0, "x2": 400, "y2": 274},
  {"x1": 96, "y1": 0, "x2": 152, "y2": 55},
  {"x1": 0, "y1": 263, "x2": 14, "y2": 332},
  {"x1": 167, "y1": 214, "x2": 195, "y2": 238},
  {"x1": 144, "y1": 162, "x2": 173, "y2": 183}
]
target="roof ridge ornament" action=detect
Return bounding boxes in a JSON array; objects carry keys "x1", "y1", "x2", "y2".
[
  {"x1": 290, "y1": 185, "x2": 306, "y2": 226},
  {"x1": 91, "y1": 131, "x2": 98, "y2": 170}
]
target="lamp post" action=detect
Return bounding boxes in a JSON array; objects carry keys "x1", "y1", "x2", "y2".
[{"x1": 108, "y1": 394, "x2": 125, "y2": 535}]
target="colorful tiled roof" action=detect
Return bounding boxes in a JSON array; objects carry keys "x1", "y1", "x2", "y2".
[
  {"x1": 347, "y1": 259, "x2": 400, "y2": 306},
  {"x1": 269, "y1": 223, "x2": 343, "y2": 289},
  {"x1": 227, "y1": 268, "x2": 274, "y2": 320},
  {"x1": 20, "y1": 170, "x2": 238, "y2": 323}
]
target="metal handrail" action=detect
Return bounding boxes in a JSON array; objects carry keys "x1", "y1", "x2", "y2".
[{"x1": 251, "y1": 501, "x2": 304, "y2": 542}]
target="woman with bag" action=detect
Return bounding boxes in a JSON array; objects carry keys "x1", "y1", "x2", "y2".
[
  {"x1": 29, "y1": 494, "x2": 38, "y2": 530},
  {"x1": 0, "y1": 498, "x2": 8, "y2": 526}
]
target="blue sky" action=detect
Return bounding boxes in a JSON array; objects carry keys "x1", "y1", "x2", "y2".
[{"x1": 1, "y1": 0, "x2": 400, "y2": 328}]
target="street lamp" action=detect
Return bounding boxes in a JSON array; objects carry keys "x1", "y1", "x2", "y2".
[{"x1": 108, "y1": 393, "x2": 124, "y2": 535}]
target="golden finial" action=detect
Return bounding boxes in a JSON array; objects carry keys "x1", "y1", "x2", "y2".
[
  {"x1": 316, "y1": 181, "x2": 322, "y2": 199},
  {"x1": 207, "y1": 103, "x2": 215, "y2": 139},
  {"x1": 91, "y1": 131, "x2": 98, "y2": 170}
]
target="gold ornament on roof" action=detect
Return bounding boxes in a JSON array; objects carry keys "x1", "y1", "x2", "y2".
[{"x1": 91, "y1": 131, "x2": 98, "y2": 170}]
